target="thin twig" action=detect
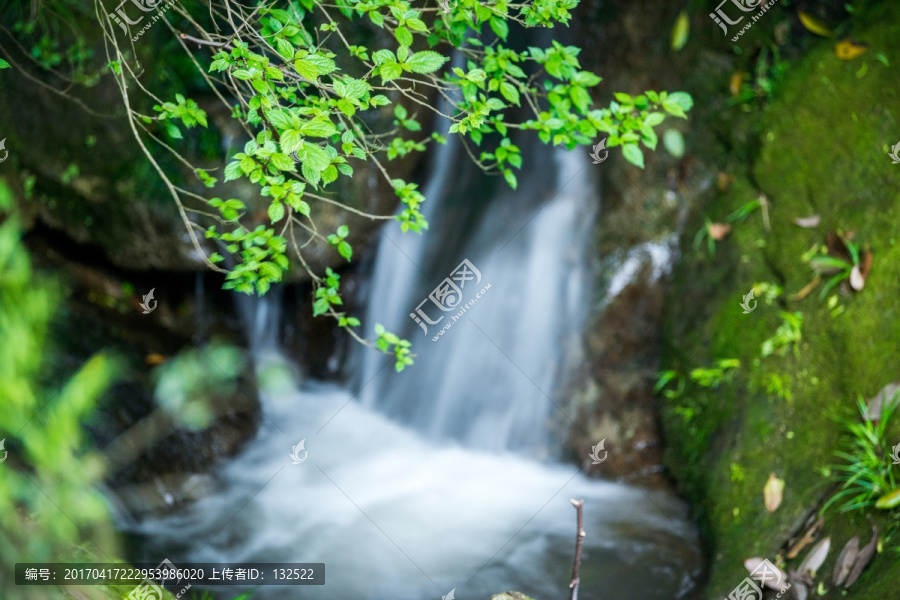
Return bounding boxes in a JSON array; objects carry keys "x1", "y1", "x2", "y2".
[{"x1": 569, "y1": 499, "x2": 586, "y2": 600}]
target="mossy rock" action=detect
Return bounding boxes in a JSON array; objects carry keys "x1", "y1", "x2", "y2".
[{"x1": 661, "y1": 2, "x2": 900, "y2": 598}]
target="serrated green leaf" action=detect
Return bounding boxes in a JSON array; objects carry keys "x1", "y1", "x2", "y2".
[
  {"x1": 622, "y1": 143, "x2": 645, "y2": 168},
  {"x1": 268, "y1": 201, "x2": 285, "y2": 222},
  {"x1": 301, "y1": 118, "x2": 338, "y2": 137},
  {"x1": 406, "y1": 51, "x2": 448, "y2": 74},
  {"x1": 500, "y1": 81, "x2": 520, "y2": 105},
  {"x1": 270, "y1": 153, "x2": 295, "y2": 171},
  {"x1": 394, "y1": 26, "x2": 413, "y2": 47}
]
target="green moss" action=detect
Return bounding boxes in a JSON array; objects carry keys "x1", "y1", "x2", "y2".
[{"x1": 661, "y1": 2, "x2": 900, "y2": 598}]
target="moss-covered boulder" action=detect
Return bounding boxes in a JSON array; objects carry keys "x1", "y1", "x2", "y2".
[{"x1": 661, "y1": 2, "x2": 900, "y2": 598}]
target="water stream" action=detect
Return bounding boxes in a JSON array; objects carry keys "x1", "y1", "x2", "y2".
[{"x1": 120, "y1": 126, "x2": 703, "y2": 600}]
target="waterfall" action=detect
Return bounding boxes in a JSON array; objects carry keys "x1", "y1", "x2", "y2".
[
  {"x1": 360, "y1": 136, "x2": 595, "y2": 454},
  {"x1": 119, "y1": 114, "x2": 702, "y2": 600}
]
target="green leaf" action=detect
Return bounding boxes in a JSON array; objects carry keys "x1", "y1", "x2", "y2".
[
  {"x1": 224, "y1": 161, "x2": 243, "y2": 181},
  {"x1": 489, "y1": 17, "x2": 509, "y2": 40},
  {"x1": 622, "y1": 143, "x2": 645, "y2": 168},
  {"x1": 395, "y1": 26, "x2": 413, "y2": 47},
  {"x1": 281, "y1": 129, "x2": 305, "y2": 154},
  {"x1": 406, "y1": 51, "x2": 448, "y2": 74},
  {"x1": 268, "y1": 201, "x2": 285, "y2": 222},
  {"x1": 0, "y1": 59, "x2": 10, "y2": 69},
  {"x1": 503, "y1": 169, "x2": 517, "y2": 189},
  {"x1": 293, "y1": 59, "x2": 319, "y2": 80},
  {"x1": 301, "y1": 118, "x2": 338, "y2": 137},
  {"x1": 270, "y1": 153, "x2": 296, "y2": 171},
  {"x1": 372, "y1": 49, "x2": 395, "y2": 65},
  {"x1": 570, "y1": 86, "x2": 591, "y2": 113},
  {"x1": 407, "y1": 18, "x2": 428, "y2": 32},
  {"x1": 643, "y1": 112, "x2": 665, "y2": 127},
  {"x1": 380, "y1": 62, "x2": 403, "y2": 83},
  {"x1": 662, "y1": 129, "x2": 685, "y2": 158},
  {"x1": 338, "y1": 240, "x2": 353, "y2": 261},
  {"x1": 500, "y1": 82, "x2": 520, "y2": 105}
]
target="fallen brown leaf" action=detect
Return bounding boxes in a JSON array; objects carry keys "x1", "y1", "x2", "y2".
[
  {"x1": 844, "y1": 525, "x2": 878, "y2": 588},
  {"x1": 708, "y1": 222, "x2": 731, "y2": 241},
  {"x1": 860, "y1": 249, "x2": 873, "y2": 279},
  {"x1": 730, "y1": 72, "x2": 747, "y2": 96},
  {"x1": 717, "y1": 172, "x2": 734, "y2": 192},
  {"x1": 866, "y1": 382, "x2": 900, "y2": 421},
  {"x1": 835, "y1": 38, "x2": 868, "y2": 61},
  {"x1": 797, "y1": 537, "x2": 830, "y2": 579},
  {"x1": 793, "y1": 215, "x2": 821, "y2": 228},
  {"x1": 764, "y1": 473, "x2": 784, "y2": 513},
  {"x1": 798, "y1": 10, "x2": 834, "y2": 37},
  {"x1": 789, "y1": 275, "x2": 821, "y2": 302},
  {"x1": 145, "y1": 353, "x2": 167, "y2": 366},
  {"x1": 832, "y1": 536, "x2": 859, "y2": 587},
  {"x1": 787, "y1": 516, "x2": 824, "y2": 559},
  {"x1": 849, "y1": 264, "x2": 865, "y2": 290},
  {"x1": 825, "y1": 231, "x2": 852, "y2": 263}
]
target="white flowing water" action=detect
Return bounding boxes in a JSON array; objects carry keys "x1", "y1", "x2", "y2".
[{"x1": 121, "y1": 137, "x2": 703, "y2": 599}]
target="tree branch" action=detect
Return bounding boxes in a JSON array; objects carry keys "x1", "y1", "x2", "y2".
[{"x1": 569, "y1": 499, "x2": 586, "y2": 600}]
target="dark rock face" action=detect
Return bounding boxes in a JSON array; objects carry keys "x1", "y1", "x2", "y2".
[{"x1": 0, "y1": 14, "x2": 424, "y2": 281}]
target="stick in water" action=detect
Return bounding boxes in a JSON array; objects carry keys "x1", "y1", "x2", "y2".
[{"x1": 569, "y1": 498, "x2": 586, "y2": 600}]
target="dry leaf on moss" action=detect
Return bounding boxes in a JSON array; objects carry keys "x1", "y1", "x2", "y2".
[
  {"x1": 844, "y1": 525, "x2": 877, "y2": 588},
  {"x1": 798, "y1": 10, "x2": 834, "y2": 36},
  {"x1": 709, "y1": 223, "x2": 731, "y2": 241},
  {"x1": 797, "y1": 537, "x2": 830, "y2": 579},
  {"x1": 833, "y1": 536, "x2": 859, "y2": 586},
  {"x1": 787, "y1": 516, "x2": 823, "y2": 559},
  {"x1": 764, "y1": 473, "x2": 784, "y2": 512},
  {"x1": 835, "y1": 39, "x2": 868, "y2": 60},
  {"x1": 793, "y1": 215, "x2": 821, "y2": 228}
]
